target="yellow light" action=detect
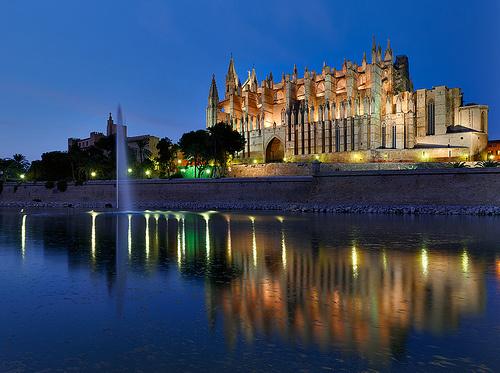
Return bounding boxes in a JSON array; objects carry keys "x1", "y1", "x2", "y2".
[
  {"x1": 315, "y1": 155, "x2": 320, "y2": 160},
  {"x1": 20, "y1": 174, "x2": 25, "y2": 180},
  {"x1": 421, "y1": 248, "x2": 429, "y2": 276},
  {"x1": 177, "y1": 159, "x2": 182, "y2": 164},
  {"x1": 90, "y1": 171, "x2": 97, "y2": 178},
  {"x1": 145, "y1": 170, "x2": 151, "y2": 176},
  {"x1": 462, "y1": 250, "x2": 469, "y2": 273},
  {"x1": 251, "y1": 217, "x2": 257, "y2": 267},
  {"x1": 489, "y1": 154, "x2": 494, "y2": 160},
  {"x1": 352, "y1": 246, "x2": 358, "y2": 278},
  {"x1": 127, "y1": 168, "x2": 133, "y2": 173},
  {"x1": 253, "y1": 159, "x2": 258, "y2": 164}
]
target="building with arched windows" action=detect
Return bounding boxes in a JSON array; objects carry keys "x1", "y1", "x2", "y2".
[{"x1": 206, "y1": 38, "x2": 489, "y2": 163}]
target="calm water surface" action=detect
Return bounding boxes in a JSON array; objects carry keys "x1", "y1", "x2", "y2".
[{"x1": 0, "y1": 208, "x2": 499, "y2": 372}]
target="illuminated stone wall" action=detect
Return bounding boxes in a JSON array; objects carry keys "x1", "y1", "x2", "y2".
[{"x1": 1, "y1": 168, "x2": 499, "y2": 209}]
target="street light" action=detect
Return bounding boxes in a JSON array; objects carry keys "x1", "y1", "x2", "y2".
[
  {"x1": 19, "y1": 174, "x2": 25, "y2": 180},
  {"x1": 90, "y1": 171, "x2": 97, "y2": 178},
  {"x1": 145, "y1": 170, "x2": 151, "y2": 178},
  {"x1": 127, "y1": 168, "x2": 133, "y2": 174}
]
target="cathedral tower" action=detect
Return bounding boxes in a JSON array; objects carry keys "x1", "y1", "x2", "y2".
[{"x1": 206, "y1": 74, "x2": 219, "y2": 128}]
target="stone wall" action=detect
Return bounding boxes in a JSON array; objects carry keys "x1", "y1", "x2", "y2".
[
  {"x1": 229, "y1": 161, "x2": 478, "y2": 177},
  {"x1": 1, "y1": 169, "x2": 499, "y2": 212}
]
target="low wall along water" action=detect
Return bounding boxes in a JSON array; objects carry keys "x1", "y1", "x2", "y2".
[{"x1": 1, "y1": 168, "x2": 499, "y2": 214}]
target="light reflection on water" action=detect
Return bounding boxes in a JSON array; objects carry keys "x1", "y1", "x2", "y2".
[{"x1": 0, "y1": 208, "x2": 499, "y2": 371}]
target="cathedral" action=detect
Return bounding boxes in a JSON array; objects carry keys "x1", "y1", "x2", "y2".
[{"x1": 206, "y1": 38, "x2": 489, "y2": 163}]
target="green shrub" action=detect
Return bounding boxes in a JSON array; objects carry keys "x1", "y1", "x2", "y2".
[
  {"x1": 56, "y1": 180, "x2": 68, "y2": 192},
  {"x1": 45, "y1": 181, "x2": 55, "y2": 189}
]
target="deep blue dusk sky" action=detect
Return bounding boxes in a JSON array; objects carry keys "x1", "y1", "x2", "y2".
[{"x1": 0, "y1": 0, "x2": 498, "y2": 160}]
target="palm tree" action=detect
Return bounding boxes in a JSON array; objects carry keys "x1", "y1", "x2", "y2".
[{"x1": 134, "y1": 139, "x2": 150, "y2": 165}]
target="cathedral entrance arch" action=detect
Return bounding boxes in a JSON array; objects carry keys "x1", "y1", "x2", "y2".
[{"x1": 265, "y1": 137, "x2": 284, "y2": 163}]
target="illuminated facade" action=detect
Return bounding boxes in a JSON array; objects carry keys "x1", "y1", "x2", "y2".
[
  {"x1": 68, "y1": 112, "x2": 160, "y2": 162},
  {"x1": 206, "y1": 38, "x2": 489, "y2": 163}
]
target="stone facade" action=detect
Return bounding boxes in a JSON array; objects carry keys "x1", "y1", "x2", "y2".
[
  {"x1": 206, "y1": 38, "x2": 488, "y2": 162},
  {"x1": 68, "y1": 112, "x2": 159, "y2": 162}
]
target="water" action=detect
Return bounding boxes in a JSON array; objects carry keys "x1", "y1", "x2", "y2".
[
  {"x1": 115, "y1": 105, "x2": 132, "y2": 211},
  {"x1": 0, "y1": 208, "x2": 499, "y2": 372}
]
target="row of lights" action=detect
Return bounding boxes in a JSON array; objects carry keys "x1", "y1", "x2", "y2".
[{"x1": 89, "y1": 168, "x2": 152, "y2": 178}]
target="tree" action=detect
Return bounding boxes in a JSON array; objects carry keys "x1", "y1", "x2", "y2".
[
  {"x1": 208, "y1": 122, "x2": 245, "y2": 177},
  {"x1": 134, "y1": 138, "x2": 151, "y2": 165},
  {"x1": 178, "y1": 130, "x2": 211, "y2": 178},
  {"x1": 32, "y1": 151, "x2": 72, "y2": 181},
  {"x1": 156, "y1": 137, "x2": 178, "y2": 177},
  {"x1": 0, "y1": 154, "x2": 30, "y2": 181},
  {"x1": 12, "y1": 154, "x2": 30, "y2": 172},
  {"x1": 68, "y1": 144, "x2": 90, "y2": 182}
]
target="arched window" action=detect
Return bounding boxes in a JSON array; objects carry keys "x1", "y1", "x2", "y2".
[
  {"x1": 381, "y1": 124, "x2": 386, "y2": 148},
  {"x1": 427, "y1": 100, "x2": 435, "y2": 135},
  {"x1": 392, "y1": 125, "x2": 397, "y2": 149}
]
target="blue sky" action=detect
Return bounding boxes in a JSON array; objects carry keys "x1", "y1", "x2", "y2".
[{"x1": 0, "y1": 0, "x2": 498, "y2": 160}]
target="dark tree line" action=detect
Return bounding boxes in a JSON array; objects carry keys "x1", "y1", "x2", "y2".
[
  {"x1": 179, "y1": 122, "x2": 245, "y2": 178},
  {"x1": 4, "y1": 121, "x2": 244, "y2": 182}
]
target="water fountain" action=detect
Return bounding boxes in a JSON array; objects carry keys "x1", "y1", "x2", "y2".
[{"x1": 115, "y1": 105, "x2": 133, "y2": 211}]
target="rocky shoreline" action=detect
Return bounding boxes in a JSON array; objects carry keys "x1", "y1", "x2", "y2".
[{"x1": 1, "y1": 201, "x2": 499, "y2": 216}]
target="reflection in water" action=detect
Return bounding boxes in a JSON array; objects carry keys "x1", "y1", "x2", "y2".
[
  {"x1": 3, "y1": 209, "x2": 499, "y2": 369},
  {"x1": 226, "y1": 216, "x2": 232, "y2": 263},
  {"x1": 462, "y1": 249, "x2": 469, "y2": 273},
  {"x1": 421, "y1": 247, "x2": 429, "y2": 276},
  {"x1": 144, "y1": 213, "x2": 150, "y2": 259},
  {"x1": 250, "y1": 216, "x2": 257, "y2": 267},
  {"x1": 280, "y1": 218, "x2": 286, "y2": 268},
  {"x1": 128, "y1": 214, "x2": 132, "y2": 257},
  {"x1": 351, "y1": 245, "x2": 358, "y2": 278},
  {"x1": 21, "y1": 214, "x2": 26, "y2": 257}
]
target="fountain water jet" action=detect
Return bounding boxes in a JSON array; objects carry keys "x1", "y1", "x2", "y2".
[{"x1": 115, "y1": 105, "x2": 133, "y2": 211}]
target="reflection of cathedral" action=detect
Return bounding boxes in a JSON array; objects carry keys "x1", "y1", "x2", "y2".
[
  {"x1": 6, "y1": 210, "x2": 492, "y2": 363},
  {"x1": 207, "y1": 38, "x2": 488, "y2": 163},
  {"x1": 200, "y1": 215, "x2": 485, "y2": 358}
]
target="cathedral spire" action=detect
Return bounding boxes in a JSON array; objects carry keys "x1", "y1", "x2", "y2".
[
  {"x1": 208, "y1": 74, "x2": 219, "y2": 101},
  {"x1": 207, "y1": 74, "x2": 219, "y2": 128},
  {"x1": 362, "y1": 51, "x2": 367, "y2": 67},
  {"x1": 225, "y1": 55, "x2": 239, "y2": 96},
  {"x1": 384, "y1": 38, "x2": 393, "y2": 62},
  {"x1": 371, "y1": 35, "x2": 377, "y2": 64}
]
